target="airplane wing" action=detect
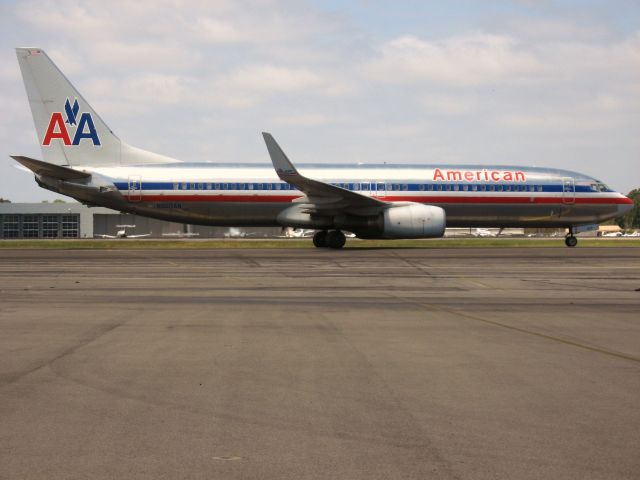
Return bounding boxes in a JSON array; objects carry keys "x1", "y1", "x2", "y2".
[
  {"x1": 127, "y1": 233, "x2": 151, "y2": 238},
  {"x1": 262, "y1": 133, "x2": 387, "y2": 216},
  {"x1": 94, "y1": 234, "x2": 117, "y2": 239}
]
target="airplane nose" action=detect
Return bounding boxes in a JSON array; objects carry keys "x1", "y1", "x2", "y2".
[{"x1": 617, "y1": 196, "x2": 634, "y2": 216}]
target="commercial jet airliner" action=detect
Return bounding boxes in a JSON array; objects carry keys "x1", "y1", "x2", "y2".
[{"x1": 11, "y1": 48, "x2": 633, "y2": 248}]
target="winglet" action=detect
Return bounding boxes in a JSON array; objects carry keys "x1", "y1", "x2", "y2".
[
  {"x1": 259, "y1": 132, "x2": 387, "y2": 211},
  {"x1": 262, "y1": 132, "x2": 298, "y2": 179}
]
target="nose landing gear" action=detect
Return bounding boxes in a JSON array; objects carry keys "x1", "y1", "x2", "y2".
[
  {"x1": 313, "y1": 230, "x2": 346, "y2": 249},
  {"x1": 565, "y1": 227, "x2": 578, "y2": 247}
]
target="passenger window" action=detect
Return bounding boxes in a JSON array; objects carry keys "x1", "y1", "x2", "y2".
[
  {"x1": 472, "y1": 185, "x2": 478, "y2": 191},
  {"x1": 173, "y1": 183, "x2": 179, "y2": 190},
  {"x1": 402, "y1": 184, "x2": 408, "y2": 191},
  {"x1": 496, "y1": 185, "x2": 503, "y2": 192},
  {"x1": 463, "y1": 185, "x2": 468, "y2": 191},
  {"x1": 537, "y1": 185, "x2": 543, "y2": 192},
  {"x1": 419, "y1": 184, "x2": 425, "y2": 191},
  {"x1": 453, "y1": 185, "x2": 459, "y2": 191}
]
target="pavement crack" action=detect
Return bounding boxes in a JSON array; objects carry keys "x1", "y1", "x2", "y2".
[
  {"x1": 387, "y1": 293, "x2": 640, "y2": 365},
  {"x1": 0, "y1": 320, "x2": 126, "y2": 387}
]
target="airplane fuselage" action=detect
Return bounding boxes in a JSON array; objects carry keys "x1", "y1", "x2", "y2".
[{"x1": 51, "y1": 162, "x2": 631, "y2": 231}]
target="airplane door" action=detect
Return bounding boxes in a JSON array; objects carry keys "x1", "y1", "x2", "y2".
[
  {"x1": 375, "y1": 181, "x2": 386, "y2": 198},
  {"x1": 562, "y1": 177, "x2": 575, "y2": 205},
  {"x1": 360, "y1": 181, "x2": 372, "y2": 197},
  {"x1": 128, "y1": 175, "x2": 142, "y2": 202}
]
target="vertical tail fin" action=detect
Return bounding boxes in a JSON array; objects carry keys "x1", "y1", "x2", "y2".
[{"x1": 16, "y1": 48, "x2": 178, "y2": 167}]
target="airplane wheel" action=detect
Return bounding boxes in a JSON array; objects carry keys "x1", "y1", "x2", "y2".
[
  {"x1": 313, "y1": 230, "x2": 328, "y2": 248},
  {"x1": 565, "y1": 235, "x2": 578, "y2": 247},
  {"x1": 326, "y1": 230, "x2": 346, "y2": 249}
]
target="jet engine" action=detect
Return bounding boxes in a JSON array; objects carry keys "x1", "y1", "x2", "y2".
[{"x1": 380, "y1": 203, "x2": 446, "y2": 238}]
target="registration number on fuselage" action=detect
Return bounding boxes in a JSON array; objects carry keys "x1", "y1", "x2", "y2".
[{"x1": 154, "y1": 202, "x2": 183, "y2": 209}]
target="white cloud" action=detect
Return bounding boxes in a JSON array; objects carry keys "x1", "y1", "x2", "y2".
[
  {"x1": 271, "y1": 113, "x2": 334, "y2": 126},
  {"x1": 420, "y1": 94, "x2": 478, "y2": 115},
  {"x1": 363, "y1": 33, "x2": 544, "y2": 86},
  {"x1": 217, "y1": 64, "x2": 343, "y2": 94},
  {"x1": 1, "y1": 0, "x2": 639, "y2": 200}
]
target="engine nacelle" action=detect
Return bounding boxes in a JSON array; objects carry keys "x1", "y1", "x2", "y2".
[{"x1": 381, "y1": 203, "x2": 446, "y2": 238}]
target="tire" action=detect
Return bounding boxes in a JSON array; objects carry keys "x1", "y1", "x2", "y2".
[
  {"x1": 313, "y1": 230, "x2": 328, "y2": 248},
  {"x1": 565, "y1": 236, "x2": 578, "y2": 247},
  {"x1": 326, "y1": 230, "x2": 346, "y2": 249}
]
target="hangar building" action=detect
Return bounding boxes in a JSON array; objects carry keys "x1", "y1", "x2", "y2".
[{"x1": 0, "y1": 203, "x2": 280, "y2": 239}]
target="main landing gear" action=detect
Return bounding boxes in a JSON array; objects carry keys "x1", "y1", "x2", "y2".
[
  {"x1": 565, "y1": 227, "x2": 578, "y2": 247},
  {"x1": 313, "y1": 230, "x2": 346, "y2": 249}
]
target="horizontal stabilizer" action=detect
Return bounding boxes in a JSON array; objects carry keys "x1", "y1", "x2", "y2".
[{"x1": 10, "y1": 155, "x2": 90, "y2": 180}]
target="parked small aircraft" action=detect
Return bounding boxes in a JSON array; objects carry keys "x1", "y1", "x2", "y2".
[{"x1": 94, "y1": 225, "x2": 150, "y2": 239}]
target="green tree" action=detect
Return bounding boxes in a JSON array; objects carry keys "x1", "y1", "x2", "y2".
[
  {"x1": 616, "y1": 189, "x2": 640, "y2": 229},
  {"x1": 0, "y1": 197, "x2": 10, "y2": 203}
]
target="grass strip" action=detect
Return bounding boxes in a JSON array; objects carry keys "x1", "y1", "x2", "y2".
[{"x1": 1, "y1": 238, "x2": 639, "y2": 249}]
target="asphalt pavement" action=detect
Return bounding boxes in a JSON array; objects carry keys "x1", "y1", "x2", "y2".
[{"x1": 1, "y1": 247, "x2": 639, "y2": 479}]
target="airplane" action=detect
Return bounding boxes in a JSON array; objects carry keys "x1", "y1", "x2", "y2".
[
  {"x1": 94, "y1": 225, "x2": 151, "y2": 239},
  {"x1": 10, "y1": 48, "x2": 634, "y2": 249},
  {"x1": 472, "y1": 228, "x2": 496, "y2": 238},
  {"x1": 280, "y1": 227, "x2": 315, "y2": 238},
  {"x1": 224, "y1": 227, "x2": 256, "y2": 238}
]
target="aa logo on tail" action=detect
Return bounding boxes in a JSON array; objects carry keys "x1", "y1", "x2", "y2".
[{"x1": 42, "y1": 98, "x2": 101, "y2": 146}]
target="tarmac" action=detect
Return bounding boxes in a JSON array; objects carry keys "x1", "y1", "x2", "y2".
[{"x1": 1, "y1": 247, "x2": 639, "y2": 480}]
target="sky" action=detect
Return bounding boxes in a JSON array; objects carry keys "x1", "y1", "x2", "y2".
[{"x1": 0, "y1": 0, "x2": 638, "y2": 201}]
